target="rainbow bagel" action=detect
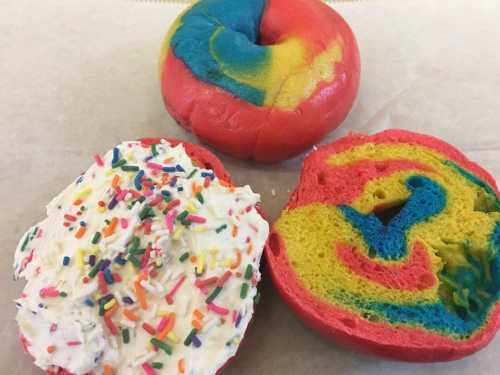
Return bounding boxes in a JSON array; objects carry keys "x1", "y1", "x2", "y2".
[
  {"x1": 160, "y1": 0, "x2": 360, "y2": 162},
  {"x1": 266, "y1": 130, "x2": 500, "y2": 361}
]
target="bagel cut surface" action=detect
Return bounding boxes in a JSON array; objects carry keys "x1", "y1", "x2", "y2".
[{"x1": 266, "y1": 130, "x2": 500, "y2": 361}]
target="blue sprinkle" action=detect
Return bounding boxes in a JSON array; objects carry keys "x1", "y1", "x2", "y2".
[
  {"x1": 161, "y1": 190, "x2": 171, "y2": 197},
  {"x1": 75, "y1": 175, "x2": 84, "y2": 185},
  {"x1": 112, "y1": 147, "x2": 120, "y2": 164},
  {"x1": 201, "y1": 172, "x2": 214, "y2": 180},
  {"x1": 122, "y1": 296, "x2": 134, "y2": 305},
  {"x1": 80, "y1": 221, "x2": 86, "y2": 227},
  {"x1": 235, "y1": 313, "x2": 242, "y2": 328},
  {"x1": 145, "y1": 155, "x2": 154, "y2": 162},
  {"x1": 177, "y1": 187, "x2": 184, "y2": 192},
  {"x1": 114, "y1": 255, "x2": 127, "y2": 265},
  {"x1": 108, "y1": 197, "x2": 118, "y2": 210},
  {"x1": 104, "y1": 269, "x2": 114, "y2": 285},
  {"x1": 62, "y1": 256, "x2": 70, "y2": 266},
  {"x1": 175, "y1": 164, "x2": 185, "y2": 172},
  {"x1": 134, "y1": 170, "x2": 145, "y2": 190},
  {"x1": 191, "y1": 335, "x2": 202, "y2": 348},
  {"x1": 163, "y1": 166, "x2": 176, "y2": 173},
  {"x1": 84, "y1": 298, "x2": 95, "y2": 307}
]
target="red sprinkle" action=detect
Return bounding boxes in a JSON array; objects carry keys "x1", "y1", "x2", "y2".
[
  {"x1": 39, "y1": 287, "x2": 59, "y2": 298},
  {"x1": 67, "y1": 341, "x2": 82, "y2": 346},
  {"x1": 104, "y1": 315, "x2": 118, "y2": 336},
  {"x1": 142, "y1": 322, "x2": 157, "y2": 335},
  {"x1": 207, "y1": 303, "x2": 229, "y2": 316},
  {"x1": 216, "y1": 271, "x2": 232, "y2": 287},
  {"x1": 203, "y1": 176, "x2": 211, "y2": 188},
  {"x1": 64, "y1": 214, "x2": 77, "y2": 222},
  {"x1": 50, "y1": 323, "x2": 58, "y2": 332},
  {"x1": 112, "y1": 272, "x2": 122, "y2": 282},
  {"x1": 195, "y1": 276, "x2": 218, "y2": 288},
  {"x1": 98, "y1": 271, "x2": 108, "y2": 294},
  {"x1": 164, "y1": 199, "x2": 181, "y2": 211},
  {"x1": 165, "y1": 275, "x2": 187, "y2": 305},
  {"x1": 149, "y1": 195, "x2": 163, "y2": 207},
  {"x1": 143, "y1": 220, "x2": 152, "y2": 235},
  {"x1": 141, "y1": 245, "x2": 151, "y2": 269}
]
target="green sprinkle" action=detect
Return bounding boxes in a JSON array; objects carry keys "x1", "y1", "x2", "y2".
[
  {"x1": 195, "y1": 192, "x2": 204, "y2": 204},
  {"x1": 240, "y1": 283, "x2": 249, "y2": 299},
  {"x1": 128, "y1": 236, "x2": 140, "y2": 251},
  {"x1": 179, "y1": 252, "x2": 190, "y2": 262},
  {"x1": 151, "y1": 338, "x2": 172, "y2": 355},
  {"x1": 215, "y1": 224, "x2": 227, "y2": 233},
  {"x1": 122, "y1": 328, "x2": 130, "y2": 344},
  {"x1": 205, "y1": 286, "x2": 222, "y2": 304},
  {"x1": 139, "y1": 204, "x2": 155, "y2": 220},
  {"x1": 32, "y1": 227, "x2": 38, "y2": 236},
  {"x1": 254, "y1": 291, "x2": 261, "y2": 304},
  {"x1": 129, "y1": 247, "x2": 145, "y2": 256},
  {"x1": 152, "y1": 362, "x2": 163, "y2": 369},
  {"x1": 59, "y1": 291, "x2": 68, "y2": 298},
  {"x1": 91, "y1": 231, "x2": 101, "y2": 245},
  {"x1": 161, "y1": 190, "x2": 171, "y2": 197},
  {"x1": 20, "y1": 234, "x2": 30, "y2": 252},
  {"x1": 184, "y1": 328, "x2": 198, "y2": 346},
  {"x1": 112, "y1": 159, "x2": 127, "y2": 169},
  {"x1": 177, "y1": 210, "x2": 189, "y2": 222},
  {"x1": 181, "y1": 219, "x2": 192, "y2": 227},
  {"x1": 98, "y1": 302, "x2": 105, "y2": 316},
  {"x1": 121, "y1": 165, "x2": 140, "y2": 172},
  {"x1": 187, "y1": 169, "x2": 198, "y2": 179},
  {"x1": 151, "y1": 143, "x2": 158, "y2": 157},
  {"x1": 88, "y1": 260, "x2": 102, "y2": 278},
  {"x1": 244, "y1": 264, "x2": 253, "y2": 280},
  {"x1": 128, "y1": 254, "x2": 141, "y2": 268}
]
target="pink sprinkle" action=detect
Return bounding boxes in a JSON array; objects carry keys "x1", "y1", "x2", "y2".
[
  {"x1": 165, "y1": 209, "x2": 177, "y2": 234},
  {"x1": 232, "y1": 310, "x2": 237, "y2": 323},
  {"x1": 141, "y1": 362, "x2": 157, "y2": 375},
  {"x1": 49, "y1": 323, "x2": 58, "y2": 333},
  {"x1": 36, "y1": 229, "x2": 43, "y2": 238},
  {"x1": 94, "y1": 154, "x2": 104, "y2": 167},
  {"x1": 116, "y1": 189, "x2": 128, "y2": 202},
  {"x1": 143, "y1": 189, "x2": 153, "y2": 197},
  {"x1": 39, "y1": 287, "x2": 59, "y2": 298},
  {"x1": 165, "y1": 275, "x2": 186, "y2": 305},
  {"x1": 228, "y1": 209, "x2": 233, "y2": 216},
  {"x1": 156, "y1": 315, "x2": 170, "y2": 332},
  {"x1": 199, "y1": 286, "x2": 209, "y2": 295},
  {"x1": 146, "y1": 162, "x2": 163, "y2": 170},
  {"x1": 187, "y1": 214, "x2": 206, "y2": 224},
  {"x1": 120, "y1": 218, "x2": 129, "y2": 229},
  {"x1": 207, "y1": 303, "x2": 229, "y2": 316},
  {"x1": 67, "y1": 341, "x2": 82, "y2": 346},
  {"x1": 141, "y1": 246, "x2": 151, "y2": 269},
  {"x1": 143, "y1": 219, "x2": 152, "y2": 235}
]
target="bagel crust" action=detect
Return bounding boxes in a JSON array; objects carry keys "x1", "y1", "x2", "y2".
[
  {"x1": 266, "y1": 130, "x2": 500, "y2": 361},
  {"x1": 160, "y1": 0, "x2": 360, "y2": 162}
]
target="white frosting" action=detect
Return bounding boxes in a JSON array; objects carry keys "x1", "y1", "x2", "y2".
[{"x1": 14, "y1": 140, "x2": 269, "y2": 375}]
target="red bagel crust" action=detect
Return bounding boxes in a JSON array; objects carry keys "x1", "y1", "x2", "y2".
[
  {"x1": 161, "y1": 0, "x2": 360, "y2": 162},
  {"x1": 16, "y1": 138, "x2": 246, "y2": 375},
  {"x1": 265, "y1": 129, "x2": 500, "y2": 362}
]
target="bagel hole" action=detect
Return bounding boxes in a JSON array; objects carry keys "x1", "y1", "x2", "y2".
[
  {"x1": 268, "y1": 232, "x2": 280, "y2": 257},
  {"x1": 373, "y1": 200, "x2": 407, "y2": 225}
]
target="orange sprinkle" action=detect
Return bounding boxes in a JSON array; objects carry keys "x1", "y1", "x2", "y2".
[
  {"x1": 231, "y1": 225, "x2": 238, "y2": 237},
  {"x1": 163, "y1": 157, "x2": 174, "y2": 163},
  {"x1": 230, "y1": 251, "x2": 242, "y2": 270},
  {"x1": 46, "y1": 345, "x2": 56, "y2": 353},
  {"x1": 75, "y1": 226, "x2": 86, "y2": 239},
  {"x1": 105, "y1": 303, "x2": 119, "y2": 318},
  {"x1": 104, "y1": 217, "x2": 118, "y2": 237},
  {"x1": 134, "y1": 281, "x2": 148, "y2": 310},
  {"x1": 193, "y1": 309, "x2": 204, "y2": 320},
  {"x1": 123, "y1": 308, "x2": 140, "y2": 322},
  {"x1": 156, "y1": 313, "x2": 176, "y2": 341},
  {"x1": 178, "y1": 359, "x2": 186, "y2": 374},
  {"x1": 73, "y1": 199, "x2": 82, "y2": 206},
  {"x1": 192, "y1": 320, "x2": 203, "y2": 331},
  {"x1": 160, "y1": 173, "x2": 169, "y2": 186},
  {"x1": 190, "y1": 255, "x2": 197, "y2": 263},
  {"x1": 111, "y1": 174, "x2": 120, "y2": 188},
  {"x1": 246, "y1": 243, "x2": 253, "y2": 254},
  {"x1": 103, "y1": 364, "x2": 114, "y2": 375}
]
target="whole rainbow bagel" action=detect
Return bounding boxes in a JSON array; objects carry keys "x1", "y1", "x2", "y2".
[
  {"x1": 266, "y1": 130, "x2": 500, "y2": 361},
  {"x1": 159, "y1": 0, "x2": 360, "y2": 162}
]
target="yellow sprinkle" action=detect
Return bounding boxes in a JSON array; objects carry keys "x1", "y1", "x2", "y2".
[
  {"x1": 224, "y1": 256, "x2": 232, "y2": 268},
  {"x1": 97, "y1": 206, "x2": 106, "y2": 213},
  {"x1": 155, "y1": 259, "x2": 163, "y2": 267},
  {"x1": 193, "y1": 226, "x2": 208, "y2": 233},
  {"x1": 126, "y1": 151, "x2": 135, "y2": 161},
  {"x1": 73, "y1": 187, "x2": 92, "y2": 201},
  {"x1": 186, "y1": 202, "x2": 197, "y2": 213},
  {"x1": 167, "y1": 332, "x2": 179, "y2": 343},
  {"x1": 105, "y1": 169, "x2": 113, "y2": 176},
  {"x1": 104, "y1": 299, "x2": 116, "y2": 311},
  {"x1": 76, "y1": 249, "x2": 85, "y2": 269},
  {"x1": 209, "y1": 249, "x2": 218, "y2": 270},
  {"x1": 156, "y1": 310, "x2": 169, "y2": 317},
  {"x1": 173, "y1": 226, "x2": 184, "y2": 241}
]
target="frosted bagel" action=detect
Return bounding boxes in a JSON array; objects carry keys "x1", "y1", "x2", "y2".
[{"x1": 14, "y1": 138, "x2": 269, "y2": 374}]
